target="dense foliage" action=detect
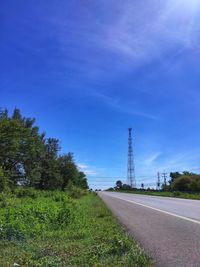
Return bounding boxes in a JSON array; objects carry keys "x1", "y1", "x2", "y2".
[
  {"x1": 169, "y1": 172, "x2": 200, "y2": 192},
  {"x1": 0, "y1": 189, "x2": 150, "y2": 267},
  {"x1": 0, "y1": 108, "x2": 88, "y2": 192},
  {"x1": 0, "y1": 189, "x2": 74, "y2": 242},
  {"x1": 111, "y1": 171, "x2": 200, "y2": 193}
]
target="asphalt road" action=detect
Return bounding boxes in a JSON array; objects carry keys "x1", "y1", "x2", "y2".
[{"x1": 99, "y1": 192, "x2": 200, "y2": 267}]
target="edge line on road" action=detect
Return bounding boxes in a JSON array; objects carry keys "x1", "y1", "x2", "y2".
[{"x1": 106, "y1": 194, "x2": 200, "y2": 225}]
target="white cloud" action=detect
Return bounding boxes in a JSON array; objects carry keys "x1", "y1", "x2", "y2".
[
  {"x1": 100, "y1": 0, "x2": 200, "y2": 68},
  {"x1": 144, "y1": 152, "x2": 161, "y2": 166},
  {"x1": 92, "y1": 91, "x2": 158, "y2": 120},
  {"x1": 84, "y1": 170, "x2": 98, "y2": 175},
  {"x1": 137, "y1": 150, "x2": 200, "y2": 180},
  {"x1": 77, "y1": 164, "x2": 89, "y2": 169},
  {"x1": 78, "y1": 163, "x2": 98, "y2": 176}
]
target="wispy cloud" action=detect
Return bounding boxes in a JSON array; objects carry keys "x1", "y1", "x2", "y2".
[
  {"x1": 78, "y1": 164, "x2": 89, "y2": 169},
  {"x1": 92, "y1": 91, "x2": 159, "y2": 120},
  {"x1": 99, "y1": 0, "x2": 200, "y2": 68},
  {"x1": 78, "y1": 163, "x2": 98, "y2": 175},
  {"x1": 157, "y1": 151, "x2": 200, "y2": 172},
  {"x1": 144, "y1": 152, "x2": 161, "y2": 166},
  {"x1": 137, "y1": 150, "x2": 200, "y2": 178}
]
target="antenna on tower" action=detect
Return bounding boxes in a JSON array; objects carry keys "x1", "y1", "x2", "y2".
[{"x1": 127, "y1": 128, "x2": 136, "y2": 188}]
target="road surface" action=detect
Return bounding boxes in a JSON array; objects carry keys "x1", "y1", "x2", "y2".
[{"x1": 99, "y1": 192, "x2": 200, "y2": 267}]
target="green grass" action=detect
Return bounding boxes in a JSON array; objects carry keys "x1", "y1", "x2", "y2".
[
  {"x1": 113, "y1": 189, "x2": 200, "y2": 200},
  {"x1": 0, "y1": 189, "x2": 151, "y2": 267}
]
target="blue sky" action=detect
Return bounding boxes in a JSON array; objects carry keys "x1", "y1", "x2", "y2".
[{"x1": 1, "y1": 0, "x2": 200, "y2": 189}]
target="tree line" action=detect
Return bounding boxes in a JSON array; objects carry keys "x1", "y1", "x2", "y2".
[
  {"x1": 0, "y1": 108, "x2": 88, "y2": 192},
  {"x1": 113, "y1": 171, "x2": 200, "y2": 192},
  {"x1": 164, "y1": 171, "x2": 200, "y2": 192}
]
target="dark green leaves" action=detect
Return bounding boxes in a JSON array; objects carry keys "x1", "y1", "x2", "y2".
[{"x1": 0, "y1": 108, "x2": 88, "y2": 191}]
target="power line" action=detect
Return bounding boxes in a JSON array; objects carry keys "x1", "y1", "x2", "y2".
[
  {"x1": 88, "y1": 175, "x2": 155, "y2": 181},
  {"x1": 88, "y1": 167, "x2": 200, "y2": 189},
  {"x1": 89, "y1": 176, "x2": 150, "y2": 181},
  {"x1": 87, "y1": 168, "x2": 200, "y2": 179}
]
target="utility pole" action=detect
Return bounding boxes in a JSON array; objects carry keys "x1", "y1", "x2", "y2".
[
  {"x1": 127, "y1": 128, "x2": 136, "y2": 188},
  {"x1": 141, "y1": 183, "x2": 144, "y2": 190},
  {"x1": 156, "y1": 172, "x2": 161, "y2": 190},
  {"x1": 162, "y1": 170, "x2": 168, "y2": 186}
]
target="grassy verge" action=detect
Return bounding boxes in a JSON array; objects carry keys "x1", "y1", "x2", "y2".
[
  {"x1": 111, "y1": 190, "x2": 200, "y2": 200},
  {"x1": 0, "y1": 189, "x2": 151, "y2": 267}
]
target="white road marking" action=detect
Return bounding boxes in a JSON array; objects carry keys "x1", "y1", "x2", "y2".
[{"x1": 106, "y1": 194, "x2": 200, "y2": 225}]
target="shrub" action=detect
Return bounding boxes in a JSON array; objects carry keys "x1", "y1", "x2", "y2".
[
  {"x1": 0, "y1": 190, "x2": 74, "y2": 241},
  {"x1": 14, "y1": 187, "x2": 40, "y2": 198},
  {"x1": 172, "y1": 175, "x2": 200, "y2": 192},
  {"x1": 65, "y1": 182, "x2": 87, "y2": 199},
  {"x1": 172, "y1": 191, "x2": 181, "y2": 197}
]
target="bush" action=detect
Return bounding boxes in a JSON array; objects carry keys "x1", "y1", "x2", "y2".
[
  {"x1": 14, "y1": 187, "x2": 40, "y2": 198},
  {"x1": 172, "y1": 175, "x2": 200, "y2": 191},
  {"x1": 65, "y1": 182, "x2": 87, "y2": 199},
  {"x1": 0, "y1": 190, "x2": 74, "y2": 241}
]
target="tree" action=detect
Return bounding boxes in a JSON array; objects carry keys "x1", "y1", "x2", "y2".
[
  {"x1": 171, "y1": 175, "x2": 200, "y2": 192},
  {"x1": 58, "y1": 153, "x2": 87, "y2": 190},
  {"x1": 39, "y1": 138, "x2": 62, "y2": 190},
  {"x1": 0, "y1": 108, "x2": 8, "y2": 120},
  {"x1": 12, "y1": 107, "x2": 23, "y2": 121},
  {"x1": 122, "y1": 184, "x2": 131, "y2": 190},
  {"x1": 0, "y1": 167, "x2": 8, "y2": 192},
  {"x1": 182, "y1": 171, "x2": 194, "y2": 176},
  {"x1": 0, "y1": 107, "x2": 88, "y2": 191},
  {"x1": 0, "y1": 109, "x2": 24, "y2": 187},
  {"x1": 76, "y1": 171, "x2": 88, "y2": 189},
  {"x1": 169, "y1": 172, "x2": 181, "y2": 184},
  {"x1": 0, "y1": 108, "x2": 47, "y2": 187},
  {"x1": 116, "y1": 180, "x2": 123, "y2": 189}
]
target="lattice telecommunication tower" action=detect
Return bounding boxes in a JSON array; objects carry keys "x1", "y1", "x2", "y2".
[{"x1": 127, "y1": 128, "x2": 136, "y2": 188}]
